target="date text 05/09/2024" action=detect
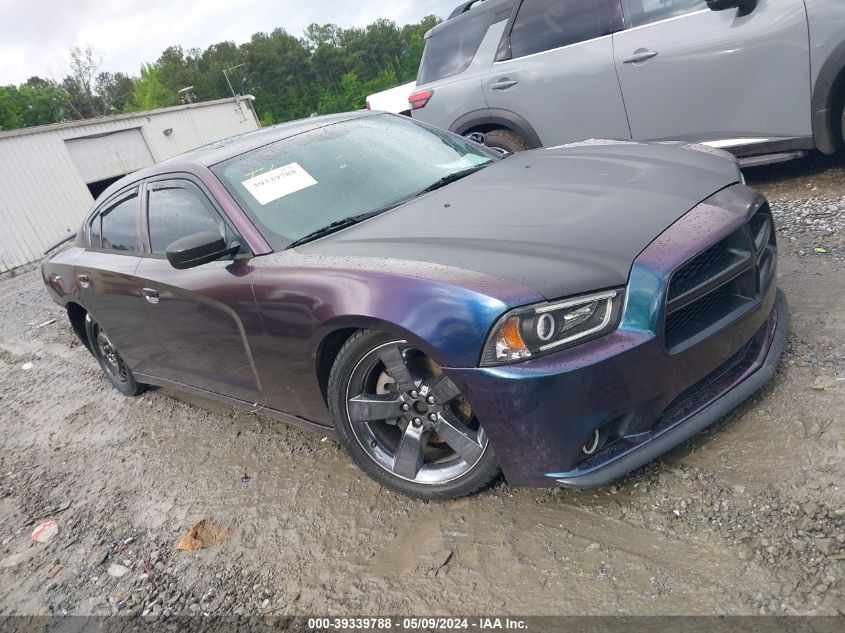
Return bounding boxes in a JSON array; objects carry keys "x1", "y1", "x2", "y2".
[{"x1": 306, "y1": 617, "x2": 528, "y2": 630}]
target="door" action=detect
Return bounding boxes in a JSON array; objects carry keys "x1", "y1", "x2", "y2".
[
  {"x1": 74, "y1": 187, "x2": 149, "y2": 370},
  {"x1": 134, "y1": 177, "x2": 264, "y2": 402},
  {"x1": 482, "y1": 0, "x2": 630, "y2": 147},
  {"x1": 65, "y1": 128, "x2": 155, "y2": 183},
  {"x1": 614, "y1": 0, "x2": 811, "y2": 144}
]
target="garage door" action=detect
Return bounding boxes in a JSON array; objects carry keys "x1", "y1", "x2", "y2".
[{"x1": 65, "y1": 128, "x2": 155, "y2": 183}]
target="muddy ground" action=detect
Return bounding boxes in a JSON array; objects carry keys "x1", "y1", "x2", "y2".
[{"x1": 0, "y1": 154, "x2": 843, "y2": 620}]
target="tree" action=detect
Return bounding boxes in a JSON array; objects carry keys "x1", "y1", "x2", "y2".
[
  {"x1": 129, "y1": 64, "x2": 177, "y2": 111},
  {"x1": 195, "y1": 42, "x2": 245, "y2": 101},
  {"x1": 62, "y1": 45, "x2": 103, "y2": 119},
  {"x1": 244, "y1": 28, "x2": 314, "y2": 123},
  {"x1": 95, "y1": 72, "x2": 135, "y2": 114},
  {"x1": 3, "y1": 14, "x2": 443, "y2": 132},
  {"x1": 19, "y1": 77, "x2": 67, "y2": 126},
  {"x1": 0, "y1": 86, "x2": 25, "y2": 131}
]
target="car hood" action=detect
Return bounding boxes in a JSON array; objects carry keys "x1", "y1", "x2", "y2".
[{"x1": 297, "y1": 142, "x2": 742, "y2": 300}]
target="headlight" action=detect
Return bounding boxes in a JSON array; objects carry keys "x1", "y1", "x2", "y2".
[{"x1": 480, "y1": 289, "x2": 623, "y2": 366}]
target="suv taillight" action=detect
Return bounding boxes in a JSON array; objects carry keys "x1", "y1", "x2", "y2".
[
  {"x1": 365, "y1": 100, "x2": 371, "y2": 110},
  {"x1": 409, "y1": 89, "x2": 434, "y2": 110}
]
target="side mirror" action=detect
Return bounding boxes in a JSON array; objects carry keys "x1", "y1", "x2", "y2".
[
  {"x1": 706, "y1": 0, "x2": 757, "y2": 12},
  {"x1": 166, "y1": 231, "x2": 240, "y2": 270}
]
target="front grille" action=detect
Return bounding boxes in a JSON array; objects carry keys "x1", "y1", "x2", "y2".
[
  {"x1": 665, "y1": 284, "x2": 733, "y2": 346},
  {"x1": 668, "y1": 239, "x2": 731, "y2": 301},
  {"x1": 664, "y1": 204, "x2": 775, "y2": 353}
]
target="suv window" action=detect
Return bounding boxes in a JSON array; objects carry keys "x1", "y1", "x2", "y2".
[
  {"x1": 509, "y1": 0, "x2": 620, "y2": 59},
  {"x1": 90, "y1": 191, "x2": 140, "y2": 252},
  {"x1": 418, "y1": 11, "x2": 491, "y2": 84},
  {"x1": 622, "y1": 0, "x2": 707, "y2": 29},
  {"x1": 146, "y1": 180, "x2": 229, "y2": 254}
]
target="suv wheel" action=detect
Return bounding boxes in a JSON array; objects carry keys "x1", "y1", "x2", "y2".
[
  {"x1": 327, "y1": 330, "x2": 500, "y2": 499},
  {"x1": 483, "y1": 128, "x2": 530, "y2": 154}
]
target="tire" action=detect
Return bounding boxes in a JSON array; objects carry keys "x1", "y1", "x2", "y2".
[
  {"x1": 327, "y1": 329, "x2": 500, "y2": 500},
  {"x1": 483, "y1": 128, "x2": 530, "y2": 154},
  {"x1": 84, "y1": 314, "x2": 145, "y2": 396}
]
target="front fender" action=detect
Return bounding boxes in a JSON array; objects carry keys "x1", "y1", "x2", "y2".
[
  {"x1": 249, "y1": 252, "x2": 541, "y2": 422},
  {"x1": 811, "y1": 39, "x2": 845, "y2": 155}
]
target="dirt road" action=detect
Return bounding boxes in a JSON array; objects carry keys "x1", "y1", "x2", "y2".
[{"x1": 0, "y1": 156, "x2": 843, "y2": 619}]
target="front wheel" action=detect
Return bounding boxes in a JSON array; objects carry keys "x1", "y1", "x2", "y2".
[
  {"x1": 483, "y1": 128, "x2": 530, "y2": 154},
  {"x1": 85, "y1": 314, "x2": 145, "y2": 396},
  {"x1": 327, "y1": 330, "x2": 500, "y2": 499}
]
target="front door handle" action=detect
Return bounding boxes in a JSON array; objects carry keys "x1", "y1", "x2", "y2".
[
  {"x1": 622, "y1": 50, "x2": 659, "y2": 64},
  {"x1": 141, "y1": 288, "x2": 160, "y2": 305},
  {"x1": 77, "y1": 274, "x2": 90, "y2": 289},
  {"x1": 490, "y1": 79, "x2": 518, "y2": 90}
]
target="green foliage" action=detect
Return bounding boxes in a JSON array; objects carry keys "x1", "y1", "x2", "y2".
[
  {"x1": 128, "y1": 64, "x2": 178, "y2": 112},
  {"x1": 0, "y1": 86, "x2": 25, "y2": 131},
  {"x1": 1, "y1": 14, "x2": 441, "y2": 132},
  {"x1": 0, "y1": 77, "x2": 68, "y2": 131}
]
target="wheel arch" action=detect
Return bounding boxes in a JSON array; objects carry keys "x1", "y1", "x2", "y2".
[
  {"x1": 66, "y1": 301, "x2": 95, "y2": 355},
  {"x1": 811, "y1": 41, "x2": 845, "y2": 155},
  {"x1": 312, "y1": 317, "x2": 456, "y2": 405},
  {"x1": 450, "y1": 108, "x2": 543, "y2": 149}
]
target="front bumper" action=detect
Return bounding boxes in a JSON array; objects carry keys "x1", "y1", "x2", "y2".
[
  {"x1": 553, "y1": 289, "x2": 786, "y2": 488},
  {"x1": 447, "y1": 184, "x2": 787, "y2": 488}
]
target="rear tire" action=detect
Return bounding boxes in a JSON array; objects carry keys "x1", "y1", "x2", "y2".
[
  {"x1": 483, "y1": 128, "x2": 530, "y2": 154},
  {"x1": 327, "y1": 329, "x2": 500, "y2": 500},
  {"x1": 85, "y1": 314, "x2": 145, "y2": 396}
]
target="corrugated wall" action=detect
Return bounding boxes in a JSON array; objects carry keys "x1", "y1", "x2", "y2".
[{"x1": 0, "y1": 98, "x2": 258, "y2": 272}]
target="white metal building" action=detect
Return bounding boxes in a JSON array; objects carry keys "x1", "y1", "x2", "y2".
[{"x1": 0, "y1": 97, "x2": 260, "y2": 272}]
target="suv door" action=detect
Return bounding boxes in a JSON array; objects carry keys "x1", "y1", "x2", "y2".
[
  {"x1": 134, "y1": 176, "x2": 264, "y2": 403},
  {"x1": 614, "y1": 0, "x2": 811, "y2": 145},
  {"x1": 482, "y1": 0, "x2": 630, "y2": 147},
  {"x1": 74, "y1": 187, "x2": 150, "y2": 370}
]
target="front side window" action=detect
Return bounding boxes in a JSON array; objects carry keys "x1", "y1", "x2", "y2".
[
  {"x1": 211, "y1": 115, "x2": 495, "y2": 250},
  {"x1": 91, "y1": 191, "x2": 140, "y2": 252},
  {"x1": 622, "y1": 0, "x2": 707, "y2": 28},
  {"x1": 146, "y1": 181, "x2": 229, "y2": 254},
  {"x1": 509, "y1": 0, "x2": 621, "y2": 58}
]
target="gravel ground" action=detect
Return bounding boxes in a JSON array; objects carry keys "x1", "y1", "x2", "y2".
[{"x1": 0, "y1": 154, "x2": 843, "y2": 620}]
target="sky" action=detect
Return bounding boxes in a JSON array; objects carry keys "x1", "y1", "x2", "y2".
[{"x1": 0, "y1": 0, "x2": 458, "y2": 85}]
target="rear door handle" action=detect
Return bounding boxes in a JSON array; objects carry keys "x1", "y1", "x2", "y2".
[
  {"x1": 490, "y1": 79, "x2": 518, "y2": 90},
  {"x1": 622, "y1": 50, "x2": 659, "y2": 64},
  {"x1": 141, "y1": 288, "x2": 160, "y2": 305},
  {"x1": 77, "y1": 274, "x2": 90, "y2": 289}
]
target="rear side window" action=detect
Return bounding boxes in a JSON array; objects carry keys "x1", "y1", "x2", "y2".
[
  {"x1": 90, "y1": 192, "x2": 140, "y2": 252},
  {"x1": 509, "y1": 0, "x2": 622, "y2": 58},
  {"x1": 622, "y1": 0, "x2": 707, "y2": 28},
  {"x1": 418, "y1": 12, "x2": 491, "y2": 84},
  {"x1": 146, "y1": 181, "x2": 229, "y2": 254}
]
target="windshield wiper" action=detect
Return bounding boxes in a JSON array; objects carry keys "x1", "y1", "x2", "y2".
[
  {"x1": 415, "y1": 164, "x2": 489, "y2": 196},
  {"x1": 287, "y1": 210, "x2": 384, "y2": 249},
  {"x1": 286, "y1": 165, "x2": 489, "y2": 249}
]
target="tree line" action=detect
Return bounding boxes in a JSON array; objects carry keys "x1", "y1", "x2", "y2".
[{"x1": 0, "y1": 16, "x2": 439, "y2": 132}]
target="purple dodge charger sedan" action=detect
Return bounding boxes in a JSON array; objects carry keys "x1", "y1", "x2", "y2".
[{"x1": 42, "y1": 112, "x2": 788, "y2": 499}]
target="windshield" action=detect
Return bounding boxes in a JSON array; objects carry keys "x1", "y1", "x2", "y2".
[{"x1": 210, "y1": 114, "x2": 496, "y2": 249}]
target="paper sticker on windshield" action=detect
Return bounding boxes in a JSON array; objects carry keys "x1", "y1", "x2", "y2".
[{"x1": 241, "y1": 163, "x2": 317, "y2": 205}]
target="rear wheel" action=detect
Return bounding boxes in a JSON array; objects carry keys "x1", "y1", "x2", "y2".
[
  {"x1": 483, "y1": 128, "x2": 530, "y2": 154},
  {"x1": 327, "y1": 330, "x2": 500, "y2": 499},
  {"x1": 85, "y1": 314, "x2": 144, "y2": 396}
]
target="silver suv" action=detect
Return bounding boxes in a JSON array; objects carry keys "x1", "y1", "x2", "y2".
[{"x1": 410, "y1": 0, "x2": 845, "y2": 165}]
